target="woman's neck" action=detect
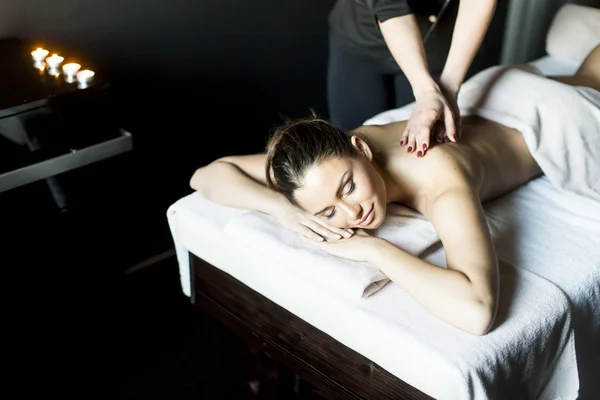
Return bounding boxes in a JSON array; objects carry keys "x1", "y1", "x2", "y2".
[{"x1": 373, "y1": 149, "x2": 424, "y2": 210}]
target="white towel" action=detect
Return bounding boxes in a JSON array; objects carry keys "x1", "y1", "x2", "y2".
[
  {"x1": 223, "y1": 203, "x2": 439, "y2": 298},
  {"x1": 367, "y1": 65, "x2": 600, "y2": 202},
  {"x1": 459, "y1": 66, "x2": 600, "y2": 202},
  {"x1": 482, "y1": 177, "x2": 600, "y2": 398},
  {"x1": 166, "y1": 189, "x2": 580, "y2": 399}
]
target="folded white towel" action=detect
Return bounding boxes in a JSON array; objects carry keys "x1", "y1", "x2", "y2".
[{"x1": 223, "y1": 203, "x2": 439, "y2": 298}]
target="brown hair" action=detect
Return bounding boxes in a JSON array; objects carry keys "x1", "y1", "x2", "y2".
[{"x1": 265, "y1": 112, "x2": 363, "y2": 207}]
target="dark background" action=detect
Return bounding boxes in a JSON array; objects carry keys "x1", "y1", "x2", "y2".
[
  {"x1": 0, "y1": 0, "x2": 508, "y2": 398},
  {"x1": 0, "y1": 0, "x2": 508, "y2": 214}
]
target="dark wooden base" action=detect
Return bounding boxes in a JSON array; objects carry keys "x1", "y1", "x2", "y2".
[{"x1": 190, "y1": 253, "x2": 433, "y2": 400}]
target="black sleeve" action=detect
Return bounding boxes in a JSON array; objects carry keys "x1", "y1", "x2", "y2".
[{"x1": 368, "y1": 0, "x2": 413, "y2": 23}]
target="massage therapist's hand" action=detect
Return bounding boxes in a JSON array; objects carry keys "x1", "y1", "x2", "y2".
[
  {"x1": 310, "y1": 229, "x2": 375, "y2": 262},
  {"x1": 273, "y1": 200, "x2": 354, "y2": 242},
  {"x1": 400, "y1": 85, "x2": 460, "y2": 157},
  {"x1": 436, "y1": 82, "x2": 461, "y2": 144}
]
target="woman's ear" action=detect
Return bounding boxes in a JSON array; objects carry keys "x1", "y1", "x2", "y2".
[{"x1": 350, "y1": 135, "x2": 374, "y2": 161}]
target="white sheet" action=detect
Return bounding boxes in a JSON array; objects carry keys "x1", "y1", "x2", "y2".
[
  {"x1": 167, "y1": 187, "x2": 580, "y2": 400},
  {"x1": 166, "y1": 56, "x2": 597, "y2": 400}
]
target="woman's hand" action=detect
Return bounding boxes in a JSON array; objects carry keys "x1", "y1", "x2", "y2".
[
  {"x1": 309, "y1": 229, "x2": 375, "y2": 262},
  {"x1": 400, "y1": 85, "x2": 461, "y2": 156},
  {"x1": 273, "y1": 200, "x2": 353, "y2": 242}
]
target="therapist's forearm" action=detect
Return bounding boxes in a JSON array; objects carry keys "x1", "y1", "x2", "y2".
[
  {"x1": 378, "y1": 14, "x2": 438, "y2": 97},
  {"x1": 440, "y1": 0, "x2": 497, "y2": 92}
]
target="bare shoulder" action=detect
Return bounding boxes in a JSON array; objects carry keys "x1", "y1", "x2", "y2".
[{"x1": 350, "y1": 121, "x2": 407, "y2": 149}]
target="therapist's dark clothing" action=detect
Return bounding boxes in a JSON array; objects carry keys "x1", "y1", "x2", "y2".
[{"x1": 327, "y1": 0, "x2": 494, "y2": 130}]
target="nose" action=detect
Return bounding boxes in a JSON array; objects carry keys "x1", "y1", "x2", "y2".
[{"x1": 338, "y1": 201, "x2": 362, "y2": 222}]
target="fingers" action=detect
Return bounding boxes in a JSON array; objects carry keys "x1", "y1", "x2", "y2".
[
  {"x1": 415, "y1": 127, "x2": 430, "y2": 158},
  {"x1": 444, "y1": 106, "x2": 457, "y2": 142},
  {"x1": 406, "y1": 127, "x2": 416, "y2": 155},
  {"x1": 455, "y1": 117, "x2": 462, "y2": 141},
  {"x1": 306, "y1": 219, "x2": 353, "y2": 241},
  {"x1": 431, "y1": 121, "x2": 443, "y2": 144},
  {"x1": 300, "y1": 228, "x2": 325, "y2": 242},
  {"x1": 400, "y1": 127, "x2": 409, "y2": 147}
]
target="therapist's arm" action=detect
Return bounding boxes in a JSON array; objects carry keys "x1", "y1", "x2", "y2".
[
  {"x1": 439, "y1": 0, "x2": 497, "y2": 93},
  {"x1": 378, "y1": 14, "x2": 457, "y2": 154},
  {"x1": 378, "y1": 14, "x2": 437, "y2": 103}
]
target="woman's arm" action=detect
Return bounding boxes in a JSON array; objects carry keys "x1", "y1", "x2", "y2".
[
  {"x1": 190, "y1": 155, "x2": 352, "y2": 241},
  {"x1": 316, "y1": 182, "x2": 499, "y2": 335},
  {"x1": 371, "y1": 184, "x2": 499, "y2": 335},
  {"x1": 190, "y1": 154, "x2": 284, "y2": 215},
  {"x1": 439, "y1": 0, "x2": 497, "y2": 93}
]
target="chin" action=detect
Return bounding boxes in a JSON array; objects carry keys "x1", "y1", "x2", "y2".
[{"x1": 357, "y1": 202, "x2": 385, "y2": 230}]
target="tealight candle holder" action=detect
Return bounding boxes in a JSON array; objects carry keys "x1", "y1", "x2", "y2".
[
  {"x1": 45, "y1": 54, "x2": 64, "y2": 68},
  {"x1": 33, "y1": 60, "x2": 46, "y2": 72},
  {"x1": 31, "y1": 48, "x2": 49, "y2": 62},
  {"x1": 76, "y1": 69, "x2": 95, "y2": 88},
  {"x1": 62, "y1": 63, "x2": 81, "y2": 83},
  {"x1": 45, "y1": 54, "x2": 64, "y2": 76}
]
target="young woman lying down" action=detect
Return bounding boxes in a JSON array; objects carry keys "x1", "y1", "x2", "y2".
[{"x1": 190, "y1": 44, "x2": 600, "y2": 335}]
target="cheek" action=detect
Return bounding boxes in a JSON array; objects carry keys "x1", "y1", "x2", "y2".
[{"x1": 355, "y1": 175, "x2": 377, "y2": 200}]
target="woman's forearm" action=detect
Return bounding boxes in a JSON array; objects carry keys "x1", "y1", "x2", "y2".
[
  {"x1": 190, "y1": 161, "x2": 285, "y2": 215},
  {"x1": 440, "y1": 0, "x2": 497, "y2": 91},
  {"x1": 367, "y1": 238, "x2": 496, "y2": 335},
  {"x1": 378, "y1": 14, "x2": 438, "y2": 97}
]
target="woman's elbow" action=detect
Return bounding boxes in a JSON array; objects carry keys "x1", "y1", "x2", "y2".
[
  {"x1": 189, "y1": 168, "x2": 202, "y2": 191},
  {"x1": 466, "y1": 298, "x2": 497, "y2": 336}
]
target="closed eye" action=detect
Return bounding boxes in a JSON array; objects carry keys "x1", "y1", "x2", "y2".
[
  {"x1": 324, "y1": 180, "x2": 355, "y2": 219},
  {"x1": 344, "y1": 180, "x2": 355, "y2": 196}
]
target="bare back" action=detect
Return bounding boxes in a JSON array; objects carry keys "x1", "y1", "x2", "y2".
[
  {"x1": 353, "y1": 116, "x2": 542, "y2": 211},
  {"x1": 353, "y1": 44, "x2": 600, "y2": 212}
]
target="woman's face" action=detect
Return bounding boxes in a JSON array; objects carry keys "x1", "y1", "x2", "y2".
[{"x1": 294, "y1": 155, "x2": 387, "y2": 230}]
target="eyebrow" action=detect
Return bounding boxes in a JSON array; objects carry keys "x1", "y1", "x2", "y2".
[{"x1": 313, "y1": 170, "x2": 350, "y2": 216}]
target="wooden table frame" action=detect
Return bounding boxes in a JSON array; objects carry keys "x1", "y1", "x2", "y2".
[{"x1": 189, "y1": 252, "x2": 433, "y2": 400}]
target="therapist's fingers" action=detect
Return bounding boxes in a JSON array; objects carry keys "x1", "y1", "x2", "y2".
[
  {"x1": 431, "y1": 121, "x2": 444, "y2": 143},
  {"x1": 444, "y1": 106, "x2": 457, "y2": 142},
  {"x1": 405, "y1": 127, "x2": 416, "y2": 154},
  {"x1": 400, "y1": 126, "x2": 410, "y2": 147},
  {"x1": 414, "y1": 126, "x2": 430, "y2": 157}
]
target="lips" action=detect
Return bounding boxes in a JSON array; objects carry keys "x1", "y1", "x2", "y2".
[{"x1": 357, "y1": 204, "x2": 375, "y2": 227}]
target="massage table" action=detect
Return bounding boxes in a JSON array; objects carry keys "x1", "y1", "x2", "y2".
[{"x1": 167, "y1": 4, "x2": 600, "y2": 399}]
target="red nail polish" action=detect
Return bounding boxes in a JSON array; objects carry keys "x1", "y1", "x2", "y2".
[
  {"x1": 400, "y1": 140, "x2": 405, "y2": 145},
  {"x1": 407, "y1": 146, "x2": 413, "y2": 153},
  {"x1": 417, "y1": 151, "x2": 422, "y2": 157},
  {"x1": 423, "y1": 143, "x2": 427, "y2": 150}
]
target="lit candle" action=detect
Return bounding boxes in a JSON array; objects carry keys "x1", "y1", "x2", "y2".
[
  {"x1": 76, "y1": 69, "x2": 95, "y2": 88},
  {"x1": 33, "y1": 60, "x2": 46, "y2": 72},
  {"x1": 62, "y1": 63, "x2": 81, "y2": 76},
  {"x1": 31, "y1": 48, "x2": 49, "y2": 62},
  {"x1": 62, "y1": 63, "x2": 81, "y2": 82},
  {"x1": 45, "y1": 54, "x2": 64, "y2": 69}
]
